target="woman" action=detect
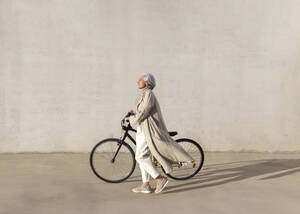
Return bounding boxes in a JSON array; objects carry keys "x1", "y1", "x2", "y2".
[{"x1": 124, "y1": 73, "x2": 195, "y2": 194}]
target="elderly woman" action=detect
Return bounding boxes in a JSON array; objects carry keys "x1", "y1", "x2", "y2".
[{"x1": 124, "y1": 73, "x2": 195, "y2": 194}]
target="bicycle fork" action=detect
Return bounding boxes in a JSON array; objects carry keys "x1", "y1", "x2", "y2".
[{"x1": 111, "y1": 129, "x2": 129, "y2": 163}]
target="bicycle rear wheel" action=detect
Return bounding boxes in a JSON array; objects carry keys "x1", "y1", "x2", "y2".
[
  {"x1": 90, "y1": 138, "x2": 136, "y2": 183},
  {"x1": 163, "y1": 138, "x2": 204, "y2": 180}
]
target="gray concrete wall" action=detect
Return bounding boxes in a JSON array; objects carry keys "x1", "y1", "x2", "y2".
[{"x1": 1, "y1": 0, "x2": 300, "y2": 153}]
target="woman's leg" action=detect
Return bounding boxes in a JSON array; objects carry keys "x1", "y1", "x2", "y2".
[
  {"x1": 139, "y1": 164, "x2": 151, "y2": 183},
  {"x1": 135, "y1": 126, "x2": 160, "y2": 181},
  {"x1": 133, "y1": 126, "x2": 169, "y2": 194}
]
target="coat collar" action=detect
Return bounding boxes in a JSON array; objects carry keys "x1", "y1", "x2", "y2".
[{"x1": 137, "y1": 87, "x2": 151, "y2": 106}]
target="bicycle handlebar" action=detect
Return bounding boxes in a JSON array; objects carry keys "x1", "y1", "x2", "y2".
[
  {"x1": 122, "y1": 112, "x2": 133, "y2": 123},
  {"x1": 121, "y1": 112, "x2": 136, "y2": 132},
  {"x1": 126, "y1": 112, "x2": 133, "y2": 118}
]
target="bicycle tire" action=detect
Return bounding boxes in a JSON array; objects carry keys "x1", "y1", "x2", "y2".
[
  {"x1": 90, "y1": 138, "x2": 136, "y2": 183},
  {"x1": 162, "y1": 138, "x2": 204, "y2": 180}
]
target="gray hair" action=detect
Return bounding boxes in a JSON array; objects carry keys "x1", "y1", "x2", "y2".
[{"x1": 143, "y1": 72, "x2": 156, "y2": 89}]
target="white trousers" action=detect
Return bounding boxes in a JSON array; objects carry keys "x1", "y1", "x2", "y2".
[{"x1": 135, "y1": 126, "x2": 160, "y2": 182}]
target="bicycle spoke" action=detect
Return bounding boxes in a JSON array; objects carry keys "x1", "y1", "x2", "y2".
[{"x1": 90, "y1": 139, "x2": 136, "y2": 183}]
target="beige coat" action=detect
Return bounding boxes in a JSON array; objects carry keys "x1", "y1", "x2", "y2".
[{"x1": 129, "y1": 87, "x2": 194, "y2": 174}]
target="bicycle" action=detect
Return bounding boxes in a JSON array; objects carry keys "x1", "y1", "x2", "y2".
[{"x1": 90, "y1": 113, "x2": 205, "y2": 183}]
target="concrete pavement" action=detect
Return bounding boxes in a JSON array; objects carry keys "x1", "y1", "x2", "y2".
[{"x1": 1, "y1": 152, "x2": 300, "y2": 214}]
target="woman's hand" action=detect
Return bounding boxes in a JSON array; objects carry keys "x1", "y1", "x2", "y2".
[{"x1": 123, "y1": 110, "x2": 134, "y2": 122}]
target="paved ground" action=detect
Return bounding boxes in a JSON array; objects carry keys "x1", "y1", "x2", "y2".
[{"x1": 1, "y1": 152, "x2": 300, "y2": 214}]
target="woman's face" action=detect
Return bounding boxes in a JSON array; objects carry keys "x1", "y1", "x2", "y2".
[{"x1": 137, "y1": 75, "x2": 147, "y2": 89}]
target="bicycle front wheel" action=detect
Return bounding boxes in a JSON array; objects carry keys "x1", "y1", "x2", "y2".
[
  {"x1": 90, "y1": 138, "x2": 136, "y2": 183},
  {"x1": 163, "y1": 138, "x2": 204, "y2": 180}
]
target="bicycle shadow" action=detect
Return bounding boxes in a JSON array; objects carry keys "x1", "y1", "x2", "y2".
[
  {"x1": 122, "y1": 175, "x2": 142, "y2": 183},
  {"x1": 163, "y1": 159, "x2": 300, "y2": 194}
]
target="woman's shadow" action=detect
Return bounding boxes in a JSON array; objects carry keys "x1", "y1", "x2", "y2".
[{"x1": 163, "y1": 158, "x2": 300, "y2": 194}]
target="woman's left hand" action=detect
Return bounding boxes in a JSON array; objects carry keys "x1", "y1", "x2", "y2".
[{"x1": 124, "y1": 117, "x2": 130, "y2": 122}]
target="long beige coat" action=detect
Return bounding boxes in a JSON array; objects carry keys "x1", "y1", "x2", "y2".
[{"x1": 129, "y1": 87, "x2": 194, "y2": 174}]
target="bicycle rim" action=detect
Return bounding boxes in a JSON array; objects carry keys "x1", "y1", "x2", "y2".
[
  {"x1": 90, "y1": 138, "x2": 136, "y2": 183},
  {"x1": 165, "y1": 138, "x2": 204, "y2": 180}
]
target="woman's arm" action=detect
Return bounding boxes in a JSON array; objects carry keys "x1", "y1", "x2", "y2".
[{"x1": 129, "y1": 91, "x2": 154, "y2": 126}]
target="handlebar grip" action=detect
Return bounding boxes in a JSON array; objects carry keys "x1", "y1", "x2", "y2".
[{"x1": 125, "y1": 112, "x2": 133, "y2": 117}]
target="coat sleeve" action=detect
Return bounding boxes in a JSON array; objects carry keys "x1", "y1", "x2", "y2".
[{"x1": 129, "y1": 91, "x2": 154, "y2": 126}]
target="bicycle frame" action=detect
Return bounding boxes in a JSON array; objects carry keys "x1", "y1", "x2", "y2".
[
  {"x1": 112, "y1": 118, "x2": 178, "y2": 164},
  {"x1": 89, "y1": 117, "x2": 204, "y2": 182},
  {"x1": 111, "y1": 122, "x2": 136, "y2": 163}
]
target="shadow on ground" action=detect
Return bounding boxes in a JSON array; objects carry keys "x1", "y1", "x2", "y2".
[{"x1": 163, "y1": 159, "x2": 300, "y2": 194}]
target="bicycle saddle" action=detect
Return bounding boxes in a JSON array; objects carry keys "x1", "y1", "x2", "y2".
[{"x1": 168, "y1": 131, "x2": 178, "y2": 136}]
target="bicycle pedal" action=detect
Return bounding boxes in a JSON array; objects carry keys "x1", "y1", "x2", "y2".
[{"x1": 180, "y1": 162, "x2": 196, "y2": 168}]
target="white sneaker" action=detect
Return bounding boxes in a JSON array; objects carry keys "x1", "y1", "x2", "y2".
[
  {"x1": 132, "y1": 185, "x2": 153, "y2": 194},
  {"x1": 154, "y1": 176, "x2": 169, "y2": 194}
]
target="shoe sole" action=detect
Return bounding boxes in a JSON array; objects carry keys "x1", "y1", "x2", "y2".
[
  {"x1": 132, "y1": 189, "x2": 152, "y2": 194},
  {"x1": 155, "y1": 179, "x2": 169, "y2": 194}
]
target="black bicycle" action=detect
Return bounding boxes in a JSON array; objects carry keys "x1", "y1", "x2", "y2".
[{"x1": 90, "y1": 113, "x2": 205, "y2": 183}]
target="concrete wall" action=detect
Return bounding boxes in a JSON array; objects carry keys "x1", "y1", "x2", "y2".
[{"x1": 1, "y1": 0, "x2": 300, "y2": 153}]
